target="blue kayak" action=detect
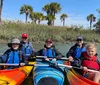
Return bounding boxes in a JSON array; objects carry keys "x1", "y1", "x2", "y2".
[{"x1": 33, "y1": 60, "x2": 64, "y2": 85}]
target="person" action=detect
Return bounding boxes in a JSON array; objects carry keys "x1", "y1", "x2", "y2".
[
  {"x1": 1, "y1": 38, "x2": 23, "y2": 69},
  {"x1": 80, "y1": 43, "x2": 100, "y2": 83},
  {"x1": 20, "y1": 33, "x2": 36, "y2": 61},
  {"x1": 36, "y1": 38, "x2": 63, "y2": 60},
  {"x1": 66, "y1": 36, "x2": 86, "y2": 61}
]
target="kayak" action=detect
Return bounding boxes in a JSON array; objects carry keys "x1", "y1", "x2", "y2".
[
  {"x1": 0, "y1": 62, "x2": 35, "y2": 85},
  {"x1": 65, "y1": 69, "x2": 100, "y2": 85},
  {"x1": 64, "y1": 61, "x2": 100, "y2": 85},
  {"x1": 33, "y1": 60, "x2": 65, "y2": 85}
]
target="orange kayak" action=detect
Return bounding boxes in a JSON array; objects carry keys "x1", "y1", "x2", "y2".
[
  {"x1": 64, "y1": 61, "x2": 100, "y2": 85},
  {"x1": 65, "y1": 69, "x2": 100, "y2": 85},
  {"x1": 0, "y1": 62, "x2": 35, "y2": 85}
]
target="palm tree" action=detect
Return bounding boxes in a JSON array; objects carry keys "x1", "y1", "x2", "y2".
[
  {"x1": 60, "y1": 14, "x2": 68, "y2": 26},
  {"x1": 42, "y1": 4, "x2": 50, "y2": 15},
  {"x1": 36, "y1": 12, "x2": 44, "y2": 24},
  {"x1": 87, "y1": 14, "x2": 96, "y2": 29},
  {"x1": 46, "y1": 15, "x2": 55, "y2": 25},
  {"x1": 20, "y1": 5, "x2": 33, "y2": 23},
  {"x1": 0, "y1": 0, "x2": 3, "y2": 22},
  {"x1": 42, "y1": 2, "x2": 61, "y2": 25},
  {"x1": 50, "y1": 2, "x2": 61, "y2": 25},
  {"x1": 30, "y1": 12, "x2": 37, "y2": 24},
  {"x1": 30, "y1": 12, "x2": 44, "y2": 24}
]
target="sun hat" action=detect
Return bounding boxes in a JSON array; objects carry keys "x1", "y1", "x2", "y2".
[{"x1": 8, "y1": 38, "x2": 21, "y2": 47}]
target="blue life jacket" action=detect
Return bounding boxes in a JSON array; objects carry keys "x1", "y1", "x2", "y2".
[
  {"x1": 73, "y1": 46, "x2": 86, "y2": 59},
  {"x1": 6, "y1": 51, "x2": 20, "y2": 64},
  {"x1": 42, "y1": 48, "x2": 56, "y2": 58},
  {"x1": 21, "y1": 42, "x2": 33, "y2": 60}
]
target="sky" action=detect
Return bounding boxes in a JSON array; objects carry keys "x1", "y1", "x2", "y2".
[{"x1": 2, "y1": 0, "x2": 100, "y2": 28}]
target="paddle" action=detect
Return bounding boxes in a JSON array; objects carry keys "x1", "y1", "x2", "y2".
[
  {"x1": 0, "y1": 62, "x2": 99, "y2": 73},
  {"x1": 36, "y1": 56, "x2": 72, "y2": 61}
]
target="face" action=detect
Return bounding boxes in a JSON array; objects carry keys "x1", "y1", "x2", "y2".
[
  {"x1": 12, "y1": 44, "x2": 19, "y2": 50},
  {"x1": 22, "y1": 37, "x2": 28, "y2": 43},
  {"x1": 87, "y1": 48, "x2": 96, "y2": 57},
  {"x1": 45, "y1": 42, "x2": 53, "y2": 48},
  {"x1": 76, "y1": 39, "x2": 83, "y2": 46}
]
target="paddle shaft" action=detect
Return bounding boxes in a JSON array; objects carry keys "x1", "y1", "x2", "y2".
[
  {"x1": 57, "y1": 64, "x2": 99, "y2": 73},
  {"x1": 36, "y1": 56, "x2": 71, "y2": 61},
  {"x1": 0, "y1": 63, "x2": 99, "y2": 73},
  {"x1": 0, "y1": 63, "x2": 19, "y2": 66}
]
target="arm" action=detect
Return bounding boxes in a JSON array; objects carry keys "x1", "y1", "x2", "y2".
[
  {"x1": 35, "y1": 49, "x2": 43, "y2": 56},
  {"x1": 29, "y1": 42, "x2": 36, "y2": 53},
  {"x1": 1, "y1": 49, "x2": 10, "y2": 62},
  {"x1": 66, "y1": 45, "x2": 76, "y2": 58},
  {"x1": 54, "y1": 48, "x2": 63, "y2": 59}
]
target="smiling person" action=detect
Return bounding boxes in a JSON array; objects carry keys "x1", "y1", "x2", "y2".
[
  {"x1": 20, "y1": 33, "x2": 36, "y2": 61},
  {"x1": 36, "y1": 38, "x2": 63, "y2": 60},
  {"x1": 1, "y1": 38, "x2": 23, "y2": 69},
  {"x1": 80, "y1": 43, "x2": 100, "y2": 83},
  {"x1": 66, "y1": 36, "x2": 86, "y2": 61}
]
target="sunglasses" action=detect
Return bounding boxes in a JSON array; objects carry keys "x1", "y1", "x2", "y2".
[{"x1": 77, "y1": 39, "x2": 83, "y2": 41}]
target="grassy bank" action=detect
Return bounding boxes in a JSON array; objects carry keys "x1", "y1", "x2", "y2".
[{"x1": 0, "y1": 21, "x2": 99, "y2": 43}]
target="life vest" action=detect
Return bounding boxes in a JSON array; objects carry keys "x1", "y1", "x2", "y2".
[
  {"x1": 73, "y1": 46, "x2": 86, "y2": 59},
  {"x1": 6, "y1": 51, "x2": 20, "y2": 64},
  {"x1": 41, "y1": 48, "x2": 56, "y2": 58},
  {"x1": 82, "y1": 52, "x2": 100, "y2": 70},
  {"x1": 21, "y1": 42, "x2": 33, "y2": 60}
]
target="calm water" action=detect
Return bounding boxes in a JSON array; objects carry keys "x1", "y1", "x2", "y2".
[{"x1": 0, "y1": 43, "x2": 100, "y2": 59}]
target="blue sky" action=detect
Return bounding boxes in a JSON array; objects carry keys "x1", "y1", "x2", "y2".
[{"x1": 2, "y1": 0, "x2": 100, "y2": 27}]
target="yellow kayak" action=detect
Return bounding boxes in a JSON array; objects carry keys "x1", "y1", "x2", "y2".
[{"x1": 0, "y1": 62, "x2": 35, "y2": 85}]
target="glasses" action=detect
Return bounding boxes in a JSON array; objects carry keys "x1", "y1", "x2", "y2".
[{"x1": 77, "y1": 39, "x2": 83, "y2": 41}]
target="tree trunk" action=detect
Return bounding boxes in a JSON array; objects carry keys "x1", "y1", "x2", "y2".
[
  {"x1": 0, "y1": 0, "x2": 3, "y2": 22},
  {"x1": 90, "y1": 21, "x2": 92, "y2": 29},
  {"x1": 48, "y1": 21, "x2": 52, "y2": 25},
  {"x1": 38, "y1": 20, "x2": 40, "y2": 24},
  {"x1": 63, "y1": 21, "x2": 64, "y2": 26},
  {"x1": 25, "y1": 14, "x2": 28, "y2": 23},
  {"x1": 34, "y1": 20, "x2": 36, "y2": 24},
  {"x1": 53, "y1": 13, "x2": 55, "y2": 26},
  {"x1": 0, "y1": 8, "x2": 1, "y2": 22}
]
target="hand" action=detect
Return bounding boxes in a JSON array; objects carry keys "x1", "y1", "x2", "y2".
[
  {"x1": 52, "y1": 58, "x2": 56, "y2": 61},
  {"x1": 45, "y1": 58, "x2": 49, "y2": 61},
  {"x1": 20, "y1": 63, "x2": 25, "y2": 66},
  {"x1": 68, "y1": 56, "x2": 73, "y2": 61},
  {"x1": 83, "y1": 67, "x2": 88, "y2": 71}
]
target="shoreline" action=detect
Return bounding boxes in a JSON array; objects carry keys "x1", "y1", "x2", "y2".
[{"x1": 0, "y1": 39, "x2": 99, "y2": 45}]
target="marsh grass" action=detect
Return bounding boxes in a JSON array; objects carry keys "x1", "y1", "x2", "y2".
[{"x1": 0, "y1": 21, "x2": 99, "y2": 43}]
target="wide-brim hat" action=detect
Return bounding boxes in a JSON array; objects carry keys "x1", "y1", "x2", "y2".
[{"x1": 8, "y1": 38, "x2": 22, "y2": 47}]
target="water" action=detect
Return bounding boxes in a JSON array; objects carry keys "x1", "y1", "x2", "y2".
[{"x1": 0, "y1": 43, "x2": 100, "y2": 58}]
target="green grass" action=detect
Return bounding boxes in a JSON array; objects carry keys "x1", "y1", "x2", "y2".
[{"x1": 0, "y1": 20, "x2": 100, "y2": 43}]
